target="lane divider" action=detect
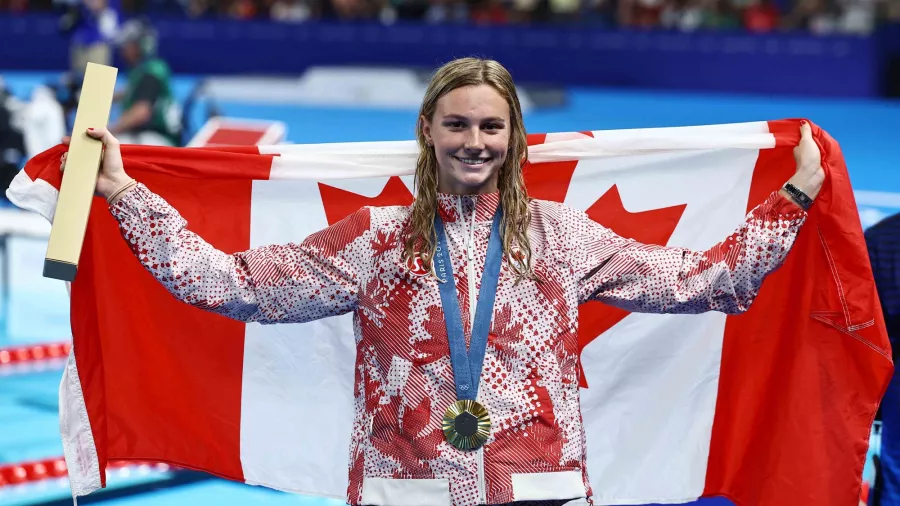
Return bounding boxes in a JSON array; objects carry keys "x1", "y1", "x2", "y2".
[
  {"x1": 0, "y1": 342, "x2": 71, "y2": 366},
  {"x1": 0, "y1": 457, "x2": 175, "y2": 488},
  {"x1": 0, "y1": 342, "x2": 181, "y2": 490}
]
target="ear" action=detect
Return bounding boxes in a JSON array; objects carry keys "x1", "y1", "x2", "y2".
[{"x1": 420, "y1": 115, "x2": 433, "y2": 145}]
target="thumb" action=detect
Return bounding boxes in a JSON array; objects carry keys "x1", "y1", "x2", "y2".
[
  {"x1": 799, "y1": 120, "x2": 812, "y2": 141},
  {"x1": 85, "y1": 127, "x2": 118, "y2": 146},
  {"x1": 86, "y1": 127, "x2": 102, "y2": 139}
]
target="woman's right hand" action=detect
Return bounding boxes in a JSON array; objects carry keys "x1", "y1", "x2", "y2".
[{"x1": 60, "y1": 128, "x2": 134, "y2": 202}]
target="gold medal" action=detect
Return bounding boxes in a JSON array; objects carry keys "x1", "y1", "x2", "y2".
[{"x1": 442, "y1": 399, "x2": 491, "y2": 451}]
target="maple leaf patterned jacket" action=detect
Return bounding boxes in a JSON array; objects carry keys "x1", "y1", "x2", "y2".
[{"x1": 109, "y1": 183, "x2": 807, "y2": 506}]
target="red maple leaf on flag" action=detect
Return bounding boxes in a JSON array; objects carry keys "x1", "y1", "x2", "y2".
[
  {"x1": 319, "y1": 177, "x2": 414, "y2": 225},
  {"x1": 319, "y1": 138, "x2": 687, "y2": 389},
  {"x1": 574, "y1": 186, "x2": 686, "y2": 387}
]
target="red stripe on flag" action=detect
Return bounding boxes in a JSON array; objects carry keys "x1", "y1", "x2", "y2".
[
  {"x1": 703, "y1": 120, "x2": 892, "y2": 505},
  {"x1": 120, "y1": 145, "x2": 274, "y2": 180},
  {"x1": 22, "y1": 145, "x2": 65, "y2": 189},
  {"x1": 21, "y1": 144, "x2": 273, "y2": 194},
  {"x1": 71, "y1": 171, "x2": 253, "y2": 486},
  {"x1": 768, "y1": 118, "x2": 803, "y2": 148}
]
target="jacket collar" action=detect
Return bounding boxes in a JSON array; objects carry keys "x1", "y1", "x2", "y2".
[{"x1": 436, "y1": 192, "x2": 501, "y2": 224}]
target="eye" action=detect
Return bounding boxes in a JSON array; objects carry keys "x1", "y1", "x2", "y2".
[
  {"x1": 444, "y1": 121, "x2": 465, "y2": 129},
  {"x1": 483, "y1": 123, "x2": 504, "y2": 132}
]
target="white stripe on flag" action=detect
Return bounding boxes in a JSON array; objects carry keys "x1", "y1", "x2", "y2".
[
  {"x1": 240, "y1": 179, "x2": 358, "y2": 499},
  {"x1": 262, "y1": 123, "x2": 776, "y2": 181},
  {"x1": 572, "y1": 147, "x2": 758, "y2": 504}
]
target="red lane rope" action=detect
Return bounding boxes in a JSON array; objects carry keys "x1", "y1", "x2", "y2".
[
  {"x1": 0, "y1": 341, "x2": 178, "y2": 489},
  {"x1": 0, "y1": 457, "x2": 175, "y2": 487},
  {"x1": 0, "y1": 342, "x2": 71, "y2": 366}
]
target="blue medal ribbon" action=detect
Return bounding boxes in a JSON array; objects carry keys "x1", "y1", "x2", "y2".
[{"x1": 433, "y1": 206, "x2": 504, "y2": 402}]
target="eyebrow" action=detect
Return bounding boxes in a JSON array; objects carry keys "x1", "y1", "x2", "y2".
[{"x1": 441, "y1": 114, "x2": 506, "y2": 123}]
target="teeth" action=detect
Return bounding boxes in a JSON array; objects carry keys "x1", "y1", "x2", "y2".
[{"x1": 457, "y1": 157, "x2": 488, "y2": 165}]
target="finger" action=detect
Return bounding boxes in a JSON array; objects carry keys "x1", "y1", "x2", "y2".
[{"x1": 799, "y1": 120, "x2": 812, "y2": 139}]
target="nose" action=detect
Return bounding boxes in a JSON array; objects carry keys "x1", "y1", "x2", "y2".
[{"x1": 464, "y1": 127, "x2": 484, "y2": 153}]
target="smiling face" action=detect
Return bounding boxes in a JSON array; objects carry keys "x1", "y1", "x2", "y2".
[{"x1": 421, "y1": 84, "x2": 511, "y2": 196}]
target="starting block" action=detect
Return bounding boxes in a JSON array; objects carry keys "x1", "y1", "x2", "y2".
[{"x1": 187, "y1": 117, "x2": 287, "y2": 147}]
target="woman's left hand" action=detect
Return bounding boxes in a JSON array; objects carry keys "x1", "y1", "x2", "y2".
[{"x1": 786, "y1": 120, "x2": 826, "y2": 202}]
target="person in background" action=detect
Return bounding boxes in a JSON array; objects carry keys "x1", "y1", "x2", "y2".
[
  {"x1": 270, "y1": 0, "x2": 312, "y2": 21},
  {"x1": 58, "y1": 0, "x2": 121, "y2": 77},
  {"x1": 742, "y1": 0, "x2": 780, "y2": 32},
  {"x1": 0, "y1": 79, "x2": 25, "y2": 203},
  {"x1": 110, "y1": 18, "x2": 181, "y2": 146},
  {"x1": 866, "y1": 212, "x2": 900, "y2": 506}
]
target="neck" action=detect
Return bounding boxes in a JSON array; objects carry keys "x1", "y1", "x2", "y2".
[{"x1": 437, "y1": 180, "x2": 499, "y2": 196}]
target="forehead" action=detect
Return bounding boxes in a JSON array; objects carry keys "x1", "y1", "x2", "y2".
[{"x1": 435, "y1": 84, "x2": 509, "y2": 119}]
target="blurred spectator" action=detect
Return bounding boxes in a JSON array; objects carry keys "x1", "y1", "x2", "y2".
[
  {"x1": 230, "y1": 0, "x2": 259, "y2": 18},
  {"x1": 3, "y1": 0, "x2": 898, "y2": 33},
  {"x1": 0, "y1": 78, "x2": 25, "y2": 203},
  {"x1": 888, "y1": 0, "x2": 900, "y2": 22},
  {"x1": 109, "y1": 18, "x2": 181, "y2": 145},
  {"x1": 743, "y1": 0, "x2": 780, "y2": 31},
  {"x1": 270, "y1": 0, "x2": 311, "y2": 21},
  {"x1": 781, "y1": 0, "x2": 837, "y2": 33},
  {"x1": 57, "y1": 0, "x2": 121, "y2": 77},
  {"x1": 181, "y1": 0, "x2": 213, "y2": 17},
  {"x1": 581, "y1": 0, "x2": 615, "y2": 25},
  {"x1": 424, "y1": 0, "x2": 467, "y2": 23},
  {"x1": 662, "y1": 0, "x2": 741, "y2": 30},
  {"x1": 547, "y1": 0, "x2": 580, "y2": 22},
  {"x1": 619, "y1": 0, "x2": 667, "y2": 27},
  {"x1": 1, "y1": 0, "x2": 30, "y2": 12},
  {"x1": 835, "y1": 0, "x2": 877, "y2": 34},
  {"x1": 470, "y1": 0, "x2": 507, "y2": 24}
]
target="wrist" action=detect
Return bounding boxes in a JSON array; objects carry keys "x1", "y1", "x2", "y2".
[
  {"x1": 787, "y1": 166, "x2": 824, "y2": 199},
  {"x1": 106, "y1": 178, "x2": 137, "y2": 205},
  {"x1": 780, "y1": 182, "x2": 814, "y2": 211},
  {"x1": 102, "y1": 174, "x2": 133, "y2": 197}
]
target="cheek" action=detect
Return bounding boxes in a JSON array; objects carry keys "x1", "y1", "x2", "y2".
[
  {"x1": 433, "y1": 133, "x2": 461, "y2": 154},
  {"x1": 489, "y1": 136, "x2": 510, "y2": 159}
]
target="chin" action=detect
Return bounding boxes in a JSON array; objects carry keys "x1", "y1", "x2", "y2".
[{"x1": 457, "y1": 173, "x2": 499, "y2": 193}]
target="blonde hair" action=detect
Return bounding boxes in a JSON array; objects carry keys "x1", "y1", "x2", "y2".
[{"x1": 403, "y1": 57, "x2": 534, "y2": 281}]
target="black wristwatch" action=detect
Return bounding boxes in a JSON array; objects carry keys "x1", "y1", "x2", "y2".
[{"x1": 782, "y1": 182, "x2": 813, "y2": 211}]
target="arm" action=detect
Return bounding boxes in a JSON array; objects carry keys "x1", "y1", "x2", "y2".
[
  {"x1": 110, "y1": 74, "x2": 159, "y2": 134},
  {"x1": 109, "y1": 183, "x2": 373, "y2": 324},
  {"x1": 110, "y1": 101, "x2": 152, "y2": 133},
  {"x1": 575, "y1": 191, "x2": 807, "y2": 314},
  {"x1": 575, "y1": 120, "x2": 824, "y2": 314}
]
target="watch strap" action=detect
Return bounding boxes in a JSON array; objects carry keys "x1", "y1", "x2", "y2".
[{"x1": 782, "y1": 182, "x2": 813, "y2": 211}]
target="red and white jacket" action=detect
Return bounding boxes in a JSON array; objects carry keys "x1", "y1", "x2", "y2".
[{"x1": 109, "y1": 184, "x2": 807, "y2": 506}]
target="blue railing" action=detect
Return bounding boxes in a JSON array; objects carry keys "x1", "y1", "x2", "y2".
[{"x1": 0, "y1": 13, "x2": 893, "y2": 98}]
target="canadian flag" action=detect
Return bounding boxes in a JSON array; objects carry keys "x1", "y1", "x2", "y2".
[{"x1": 6, "y1": 119, "x2": 891, "y2": 506}]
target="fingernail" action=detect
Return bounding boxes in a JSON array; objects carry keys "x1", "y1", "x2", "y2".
[{"x1": 87, "y1": 128, "x2": 94, "y2": 131}]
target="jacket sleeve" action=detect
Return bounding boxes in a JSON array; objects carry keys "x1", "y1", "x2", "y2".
[
  {"x1": 109, "y1": 183, "x2": 373, "y2": 324},
  {"x1": 573, "y1": 191, "x2": 808, "y2": 314}
]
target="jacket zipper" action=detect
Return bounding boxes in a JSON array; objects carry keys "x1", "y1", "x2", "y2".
[{"x1": 460, "y1": 197, "x2": 488, "y2": 504}]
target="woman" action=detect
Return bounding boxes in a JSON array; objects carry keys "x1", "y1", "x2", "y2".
[{"x1": 62, "y1": 58, "x2": 825, "y2": 506}]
